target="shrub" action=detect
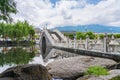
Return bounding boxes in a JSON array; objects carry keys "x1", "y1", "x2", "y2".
[{"x1": 85, "y1": 66, "x2": 109, "y2": 76}]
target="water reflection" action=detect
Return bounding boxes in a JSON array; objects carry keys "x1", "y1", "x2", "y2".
[
  {"x1": 0, "y1": 47, "x2": 35, "y2": 66},
  {"x1": 0, "y1": 45, "x2": 78, "y2": 80},
  {"x1": 44, "y1": 48, "x2": 78, "y2": 62},
  {"x1": 0, "y1": 45, "x2": 44, "y2": 73},
  {"x1": 0, "y1": 46, "x2": 77, "y2": 67}
]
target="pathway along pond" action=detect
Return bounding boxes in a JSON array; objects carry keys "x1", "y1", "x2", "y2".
[{"x1": 0, "y1": 45, "x2": 76, "y2": 80}]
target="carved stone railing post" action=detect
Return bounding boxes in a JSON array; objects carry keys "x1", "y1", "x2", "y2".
[
  {"x1": 111, "y1": 34, "x2": 115, "y2": 52},
  {"x1": 85, "y1": 35, "x2": 89, "y2": 50},
  {"x1": 103, "y1": 33, "x2": 108, "y2": 52},
  {"x1": 74, "y1": 35, "x2": 76, "y2": 48}
]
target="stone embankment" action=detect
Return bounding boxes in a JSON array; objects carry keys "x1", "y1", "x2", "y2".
[{"x1": 46, "y1": 56, "x2": 120, "y2": 80}]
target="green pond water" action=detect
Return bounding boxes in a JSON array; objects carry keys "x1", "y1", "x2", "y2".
[{"x1": 0, "y1": 45, "x2": 45, "y2": 73}]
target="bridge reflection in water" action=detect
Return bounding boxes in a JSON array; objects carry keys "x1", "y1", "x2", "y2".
[
  {"x1": 0, "y1": 45, "x2": 74, "y2": 73},
  {"x1": 40, "y1": 29, "x2": 120, "y2": 62}
]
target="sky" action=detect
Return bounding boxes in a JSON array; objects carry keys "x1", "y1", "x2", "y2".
[{"x1": 12, "y1": 0, "x2": 120, "y2": 29}]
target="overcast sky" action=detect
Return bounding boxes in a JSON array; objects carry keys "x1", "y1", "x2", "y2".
[{"x1": 12, "y1": 0, "x2": 120, "y2": 28}]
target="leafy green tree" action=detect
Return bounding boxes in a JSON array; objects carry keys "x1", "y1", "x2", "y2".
[
  {"x1": 7, "y1": 21, "x2": 35, "y2": 42},
  {"x1": 108, "y1": 34, "x2": 112, "y2": 38},
  {"x1": 0, "y1": 22, "x2": 9, "y2": 41},
  {"x1": 29, "y1": 25, "x2": 35, "y2": 41},
  {"x1": 64, "y1": 33, "x2": 74, "y2": 39},
  {"x1": 99, "y1": 34, "x2": 104, "y2": 39},
  {"x1": 0, "y1": 0, "x2": 17, "y2": 22},
  {"x1": 85, "y1": 31, "x2": 95, "y2": 39},
  {"x1": 76, "y1": 32, "x2": 86, "y2": 39},
  {"x1": 114, "y1": 34, "x2": 120, "y2": 38},
  {"x1": 0, "y1": 23, "x2": 4, "y2": 37},
  {"x1": 0, "y1": 21, "x2": 35, "y2": 43}
]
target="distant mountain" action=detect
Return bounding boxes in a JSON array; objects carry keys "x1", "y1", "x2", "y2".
[{"x1": 52, "y1": 24, "x2": 120, "y2": 33}]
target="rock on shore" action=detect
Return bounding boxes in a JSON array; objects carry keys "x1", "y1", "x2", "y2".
[
  {"x1": 46, "y1": 56, "x2": 116, "y2": 79},
  {"x1": 0, "y1": 64, "x2": 52, "y2": 80}
]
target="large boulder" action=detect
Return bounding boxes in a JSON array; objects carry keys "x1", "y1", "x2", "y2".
[
  {"x1": 0, "y1": 64, "x2": 52, "y2": 80},
  {"x1": 77, "y1": 69, "x2": 120, "y2": 80},
  {"x1": 46, "y1": 56, "x2": 116, "y2": 79}
]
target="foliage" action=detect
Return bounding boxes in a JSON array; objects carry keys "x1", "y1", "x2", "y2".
[
  {"x1": 64, "y1": 33, "x2": 74, "y2": 39},
  {"x1": 85, "y1": 31, "x2": 95, "y2": 39},
  {"x1": 99, "y1": 34, "x2": 104, "y2": 39},
  {"x1": 114, "y1": 34, "x2": 120, "y2": 38},
  {"x1": 85, "y1": 66, "x2": 109, "y2": 76},
  {"x1": 76, "y1": 32, "x2": 86, "y2": 39},
  {"x1": 0, "y1": 0, "x2": 17, "y2": 22},
  {"x1": 108, "y1": 34, "x2": 112, "y2": 38},
  {"x1": 0, "y1": 21, "x2": 35, "y2": 42},
  {"x1": 110, "y1": 76, "x2": 120, "y2": 80},
  {"x1": 64, "y1": 31, "x2": 120, "y2": 40},
  {"x1": 94, "y1": 34, "x2": 99, "y2": 39}
]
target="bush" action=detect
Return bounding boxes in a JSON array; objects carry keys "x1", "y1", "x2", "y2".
[
  {"x1": 85, "y1": 66, "x2": 109, "y2": 76},
  {"x1": 110, "y1": 76, "x2": 120, "y2": 80}
]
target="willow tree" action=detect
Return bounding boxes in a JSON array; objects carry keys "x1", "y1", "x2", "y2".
[
  {"x1": 7, "y1": 21, "x2": 35, "y2": 42},
  {"x1": 0, "y1": 0, "x2": 17, "y2": 22}
]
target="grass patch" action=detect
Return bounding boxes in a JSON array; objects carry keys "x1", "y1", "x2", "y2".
[
  {"x1": 85, "y1": 66, "x2": 109, "y2": 76},
  {"x1": 110, "y1": 75, "x2": 120, "y2": 80}
]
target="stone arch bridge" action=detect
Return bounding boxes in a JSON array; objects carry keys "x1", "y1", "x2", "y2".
[{"x1": 40, "y1": 29, "x2": 120, "y2": 62}]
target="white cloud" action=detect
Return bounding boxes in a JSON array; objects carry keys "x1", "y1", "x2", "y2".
[{"x1": 12, "y1": 0, "x2": 120, "y2": 28}]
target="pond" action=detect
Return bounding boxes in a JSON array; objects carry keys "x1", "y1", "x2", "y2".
[
  {"x1": 0, "y1": 45, "x2": 76, "y2": 80},
  {"x1": 0, "y1": 45, "x2": 44, "y2": 73}
]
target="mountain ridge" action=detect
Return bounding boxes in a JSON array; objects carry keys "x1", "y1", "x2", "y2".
[{"x1": 52, "y1": 24, "x2": 120, "y2": 33}]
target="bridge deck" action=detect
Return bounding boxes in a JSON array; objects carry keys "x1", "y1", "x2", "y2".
[{"x1": 53, "y1": 46, "x2": 120, "y2": 62}]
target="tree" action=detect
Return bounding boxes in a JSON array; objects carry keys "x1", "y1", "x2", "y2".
[
  {"x1": 0, "y1": 0, "x2": 17, "y2": 22},
  {"x1": 0, "y1": 22, "x2": 9, "y2": 41},
  {"x1": 64, "y1": 33, "x2": 74, "y2": 39},
  {"x1": 99, "y1": 34, "x2": 104, "y2": 39},
  {"x1": 29, "y1": 26, "x2": 35, "y2": 41},
  {"x1": 114, "y1": 34, "x2": 120, "y2": 38},
  {"x1": 85, "y1": 31, "x2": 95, "y2": 39},
  {"x1": 7, "y1": 21, "x2": 34, "y2": 41},
  {"x1": 76, "y1": 32, "x2": 86, "y2": 39}
]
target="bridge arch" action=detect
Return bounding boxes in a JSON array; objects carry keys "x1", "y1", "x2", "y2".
[
  {"x1": 40, "y1": 31, "x2": 53, "y2": 58},
  {"x1": 41, "y1": 37, "x2": 46, "y2": 54}
]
